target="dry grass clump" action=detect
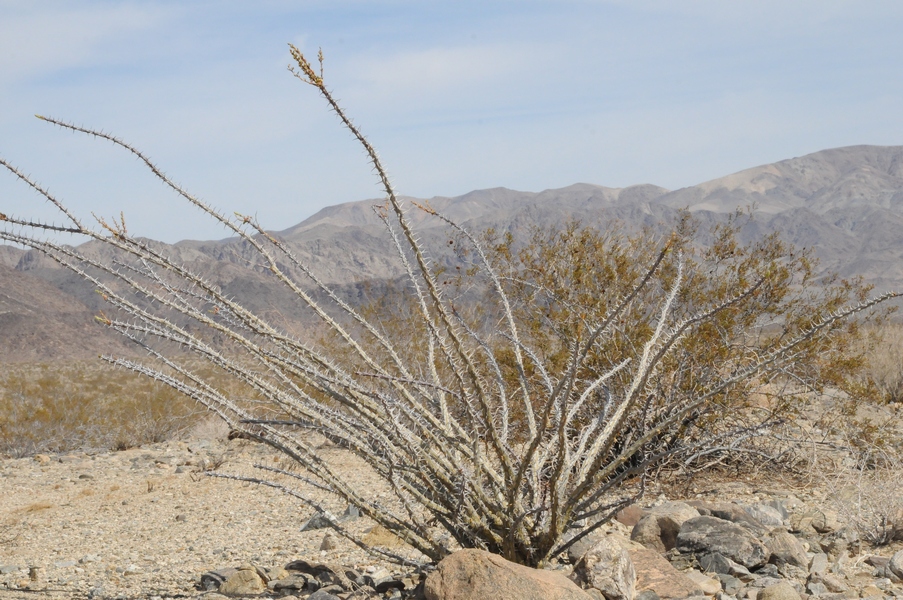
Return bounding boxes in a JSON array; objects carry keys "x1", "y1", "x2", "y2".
[
  {"x1": 864, "y1": 323, "x2": 903, "y2": 403},
  {"x1": 827, "y1": 457, "x2": 903, "y2": 546},
  {"x1": 0, "y1": 361, "x2": 204, "y2": 457}
]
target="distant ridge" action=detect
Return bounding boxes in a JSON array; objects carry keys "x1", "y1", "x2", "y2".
[{"x1": 2, "y1": 144, "x2": 902, "y2": 362}]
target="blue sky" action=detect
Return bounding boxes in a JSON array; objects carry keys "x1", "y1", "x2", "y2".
[{"x1": 2, "y1": 1, "x2": 903, "y2": 242}]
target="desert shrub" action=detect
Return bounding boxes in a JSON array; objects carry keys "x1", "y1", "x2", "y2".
[
  {"x1": 0, "y1": 362, "x2": 202, "y2": 457},
  {"x1": 0, "y1": 46, "x2": 898, "y2": 566},
  {"x1": 825, "y1": 438, "x2": 903, "y2": 546},
  {"x1": 863, "y1": 323, "x2": 903, "y2": 403}
]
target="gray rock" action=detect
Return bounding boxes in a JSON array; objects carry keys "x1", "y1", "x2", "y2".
[
  {"x1": 820, "y1": 574, "x2": 848, "y2": 593},
  {"x1": 573, "y1": 537, "x2": 636, "y2": 600},
  {"x1": 765, "y1": 500, "x2": 790, "y2": 521},
  {"x1": 677, "y1": 516, "x2": 770, "y2": 569},
  {"x1": 567, "y1": 532, "x2": 606, "y2": 564},
  {"x1": 758, "y1": 582, "x2": 801, "y2": 600},
  {"x1": 888, "y1": 550, "x2": 903, "y2": 580},
  {"x1": 810, "y1": 553, "x2": 829, "y2": 576},
  {"x1": 269, "y1": 574, "x2": 307, "y2": 592},
  {"x1": 764, "y1": 531, "x2": 809, "y2": 569},
  {"x1": 300, "y1": 512, "x2": 334, "y2": 531},
  {"x1": 807, "y1": 581, "x2": 828, "y2": 596},
  {"x1": 0, "y1": 565, "x2": 21, "y2": 575},
  {"x1": 340, "y1": 504, "x2": 361, "y2": 520},
  {"x1": 425, "y1": 549, "x2": 593, "y2": 600},
  {"x1": 200, "y1": 568, "x2": 238, "y2": 591},
  {"x1": 698, "y1": 553, "x2": 754, "y2": 581},
  {"x1": 53, "y1": 560, "x2": 77, "y2": 569},
  {"x1": 632, "y1": 514, "x2": 681, "y2": 552},
  {"x1": 649, "y1": 502, "x2": 702, "y2": 527},
  {"x1": 308, "y1": 590, "x2": 342, "y2": 600},
  {"x1": 716, "y1": 573, "x2": 743, "y2": 596},
  {"x1": 635, "y1": 591, "x2": 661, "y2": 600},
  {"x1": 689, "y1": 502, "x2": 770, "y2": 536},
  {"x1": 744, "y1": 504, "x2": 785, "y2": 528}
]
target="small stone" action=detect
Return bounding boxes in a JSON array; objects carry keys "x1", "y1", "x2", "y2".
[
  {"x1": 859, "y1": 584, "x2": 882, "y2": 598},
  {"x1": 300, "y1": 512, "x2": 333, "y2": 531},
  {"x1": 0, "y1": 565, "x2": 21, "y2": 575},
  {"x1": 53, "y1": 560, "x2": 77, "y2": 569},
  {"x1": 320, "y1": 532, "x2": 338, "y2": 551},
  {"x1": 33, "y1": 454, "x2": 51, "y2": 464}
]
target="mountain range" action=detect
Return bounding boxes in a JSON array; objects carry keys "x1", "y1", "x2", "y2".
[{"x1": 2, "y1": 144, "x2": 902, "y2": 362}]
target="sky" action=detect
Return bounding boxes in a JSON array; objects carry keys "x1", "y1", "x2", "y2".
[{"x1": 2, "y1": 1, "x2": 903, "y2": 243}]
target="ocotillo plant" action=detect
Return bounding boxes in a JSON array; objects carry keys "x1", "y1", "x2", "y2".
[{"x1": 1, "y1": 46, "x2": 898, "y2": 567}]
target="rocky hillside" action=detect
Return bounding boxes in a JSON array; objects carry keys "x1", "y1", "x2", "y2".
[{"x1": 2, "y1": 144, "x2": 902, "y2": 362}]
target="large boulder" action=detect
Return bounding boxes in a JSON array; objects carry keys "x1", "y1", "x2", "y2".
[
  {"x1": 572, "y1": 537, "x2": 636, "y2": 600},
  {"x1": 676, "y1": 516, "x2": 770, "y2": 568},
  {"x1": 627, "y1": 546, "x2": 703, "y2": 600},
  {"x1": 424, "y1": 549, "x2": 593, "y2": 600}
]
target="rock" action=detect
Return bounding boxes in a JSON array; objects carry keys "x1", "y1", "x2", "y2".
[
  {"x1": 300, "y1": 512, "x2": 334, "y2": 531},
  {"x1": 307, "y1": 590, "x2": 342, "y2": 600},
  {"x1": 764, "y1": 531, "x2": 809, "y2": 569},
  {"x1": 424, "y1": 549, "x2": 593, "y2": 600},
  {"x1": 649, "y1": 502, "x2": 701, "y2": 527},
  {"x1": 0, "y1": 565, "x2": 21, "y2": 575},
  {"x1": 810, "y1": 552, "x2": 829, "y2": 576},
  {"x1": 791, "y1": 510, "x2": 839, "y2": 535},
  {"x1": 269, "y1": 574, "x2": 307, "y2": 593},
  {"x1": 758, "y1": 582, "x2": 801, "y2": 600},
  {"x1": 744, "y1": 504, "x2": 785, "y2": 527},
  {"x1": 617, "y1": 504, "x2": 644, "y2": 527},
  {"x1": 697, "y1": 553, "x2": 753, "y2": 581},
  {"x1": 677, "y1": 516, "x2": 770, "y2": 569},
  {"x1": 320, "y1": 532, "x2": 338, "y2": 551},
  {"x1": 888, "y1": 550, "x2": 903, "y2": 580},
  {"x1": 716, "y1": 573, "x2": 743, "y2": 595},
  {"x1": 219, "y1": 567, "x2": 266, "y2": 595},
  {"x1": 200, "y1": 568, "x2": 237, "y2": 591},
  {"x1": 340, "y1": 504, "x2": 361, "y2": 521},
  {"x1": 628, "y1": 546, "x2": 703, "y2": 600},
  {"x1": 820, "y1": 574, "x2": 848, "y2": 593},
  {"x1": 807, "y1": 581, "x2": 828, "y2": 596},
  {"x1": 688, "y1": 502, "x2": 770, "y2": 537},
  {"x1": 765, "y1": 500, "x2": 790, "y2": 521},
  {"x1": 567, "y1": 532, "x2": 606, "y2": 564},
  {"x1": 859, "y1": 584, "x2": 882, "y2": 598},
  {"x1": 684, "y1": 570, "x2": 722, "y2": 595},
  {"x1": 632, "y1": 514, "x2": 682, "y2": 552},
  {"x1": 33, "y1": 454, "x2": 51, "y2": 464},
  {"x1": 572, "y1": 537, "x2": 636, "y2": 600}
]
